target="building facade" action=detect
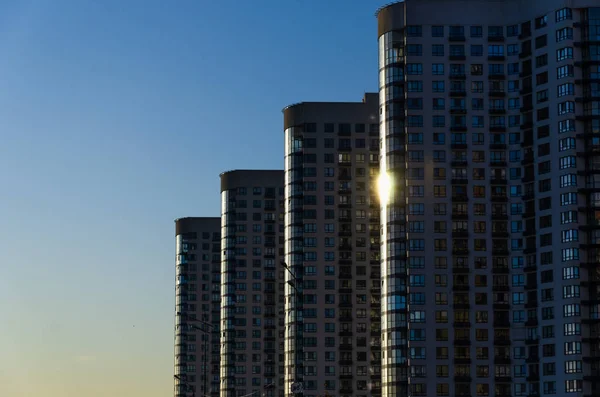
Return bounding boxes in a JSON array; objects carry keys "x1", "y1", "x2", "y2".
[
  {"x1": 220, "y1": 170, "x2": 286, "y2": 397},
  {"x1": 283, "y1": 94, "x2": 381, "y2": 397},
  {"x1": 377, "y1": 1, "x2": 600, "y2": 397},
  {"x1": 174, "y1": 217, "x2": 222, "y2": 397}
]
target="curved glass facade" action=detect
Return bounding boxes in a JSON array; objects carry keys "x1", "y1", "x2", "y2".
[
  {"x1": 284, "y1": 126, "x2": 304, "y2": 397},
  {"x1": 378, "y1": 28, "x2": 409, "y2": 397},
  {"x1": 220, "y1": 191, "x2": 237, "y2": 397}
]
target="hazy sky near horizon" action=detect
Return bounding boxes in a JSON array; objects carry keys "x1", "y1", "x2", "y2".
[{"x1": 0, "y1": 0, "x2": 378, "y2": 396}]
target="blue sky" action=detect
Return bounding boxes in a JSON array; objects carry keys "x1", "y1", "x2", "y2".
[{"x1": 0, "y1": 0, "x2": 379, "y2": 395}]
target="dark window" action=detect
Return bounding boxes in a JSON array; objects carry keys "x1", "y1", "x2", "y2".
[
  {"x1": 507, "y1": 25, "x2": 519, "y2": 37},
  {"x1": 470, "y1": 25, "x2": 482, "y2": 37},
  {"x1": 305, "y1": 123, "x2": 317, "y2": 132},
  {"x1": 432, "y1": 26, "x2": 444, "y2": 37},
  {"x1": 406, "y1": 25, "x2": 422, "y2": 37},
  {"x1": 535, "y1": 34, "x2": 547, "y2": 49}
]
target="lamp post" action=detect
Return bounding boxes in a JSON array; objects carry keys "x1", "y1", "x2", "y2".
[
  {"x1": 281, "y1": 261, "x2": 303, "y2": 397},
  {"x1": 177, "y1": 312, "x2": 214, "y2": 397}
]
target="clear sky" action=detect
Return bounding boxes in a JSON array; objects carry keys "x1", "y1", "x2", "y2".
[{"x1": 0, "y1": 0, "x2": 379, "y2": 395}]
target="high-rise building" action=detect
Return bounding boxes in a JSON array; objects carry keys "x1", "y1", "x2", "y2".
[
  {"x1": 174, "y1": 217, "x2": 222, "y2": 397},
  {"x1": 220, "y1": 170, "x2": 286, "y2": 397},
  {"x1": 377, "y1": 1, "x2": 600, "y2": 396},
  {"x1": 282, "y1": 94, "x2": 381, "y2": 397}
]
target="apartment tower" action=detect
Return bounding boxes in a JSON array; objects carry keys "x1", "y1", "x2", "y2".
[
  {"x1": 377, "y1": 1, "x2": 600, "y2": 396},
  {"x1": 282, "y1": 94, "x2": 381, "y2": 397},
  {"x1": 220, "y1": 170, "x2": 286, "y2": 397},
  {"x1": 174, "y1": 217, "x2": 222, "y2": 397}
]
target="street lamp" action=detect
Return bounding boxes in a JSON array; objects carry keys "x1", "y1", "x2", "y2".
[
  {"x1": 177, "y1": 312, "x2": 214, "y2": 397},
  {"x1": 281, "y1": 261, "x2": 303, "y2": 397}
]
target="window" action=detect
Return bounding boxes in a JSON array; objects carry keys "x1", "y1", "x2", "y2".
[
  {"x1": 535, "y1": 54, "x2": 548, "y2": 68},
  {"x1": 507, "y1": 25, "x2": 518, "y2": 37},
  {"x1": 561, "y1": 248, "x2": 579, "y2": 261},
  {"x1": 556, "y1": 8, "x2": 572, "y2": 22},
  {"x1": 558, "y1": 101, "x2": 575, "y2": 115},
  {"x1": 557, "y1": 65, "x2": 574, "y2": 79},
  {"x1": 556, "y1": 27, "x2": 573, "y2": 42},
  {"x1": 534, "y1": 35, "x2": 547, "y2": 50},
  {"x1": 535, "y1": 15, "x2": 548, "y2": 29},
  {"x1": 406, "y1": 64, "x2": 423, "y2": 75},
  {"x1": 432, "y1": 44, "x2": 444, "y2": 56},
  {"x1": 406, "y1": 25, "x2": 422, "y2": 37},
  {"x1": 432, "y1": 25, "x2": 444, "y2": 37},
  {"x1": 559, "y1": 137, "x2": 576, "y2": 151},
  {"x1": 557, "y1": 47, "x2": 573, "y2": 61},
  {"x1": 559, "y1": 119, "x2": 576, "y2": 133},
  {"x1": 488, "y1": 45, "x2": 504, "y2": 57},
  {"x1": 488, "y1": 26, "x2": 503, "y2": 38},
  {"x1": 559, "y1": 173, "x2": 577, "y2": 187},
  {"x1": 557, "y1": 83, "x2": 574, "y2": 97},
  {"x1": 471, "y1": 44, "x2": 483, "y2": 56},
  {"x1": 472, "y1": 81, "x2": 483, "y2": 93},
  {"x1": 407, "y1": 44, "x2": 423, "y2": 56},
  {"x1": 470, "y1": 25, "x2": 482, "y2": 37}
]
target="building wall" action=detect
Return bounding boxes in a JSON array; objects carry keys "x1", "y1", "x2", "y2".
[
  {"x1": 220, "y1": 170, "x2": 286, "y2": 397},
  {"x1": 378, "y1": 1, "x2": 600, "y2": 396},
  {"x1": 283, "y1": 94, "x2": 381, "y2": 397},
  {"x1": 174, "y1": 217, "x2": 222, "y2": 397}
]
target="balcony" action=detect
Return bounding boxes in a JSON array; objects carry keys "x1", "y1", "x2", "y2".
[
  {"x1": 494, "y1": 338, "x2": 511, "y2": 345},
  {"x1": 452, "y1": 195, "x2": 469, "y2": 202},
  {"x1": 452, "y1": 248, "x2": 470, "y2": 255},
  {"x1": 525, "y1": 301, "x2": 538, "y2": 309},
  {"x1": 492, "y1": 247, "x2": 509, "y2": 255},
  {"x1": 451, "y1": 178, "x2": 469, "y2": 185},
  {"x1": 526, "y1": 373, "x2": 540, "y2": 382},
  {"x1": 519, "y1": 50, "x2": 532, "y2": 58},
  {"x1": 494, "y1": 355, "x2": 511, "y2": 364},
  {"x1": 453, "y1": 357, "x2": 471, "y2": 364},
  {"x1": 487, "y1": 35, "x2": 505, "y2": 42},
  {"x1": 450, "y1": 90, "x2": 467, "y2": 97},
  {"x1": 449, "y1": 35, "x2": 466, "y2": 42},
  {"x1": 488, "y1": 74, "x2": 506, "y2": 80},
  {"x1": 450, "y1": 73, "x2": 467, "y2": 80},
  {"x1": 491, "y1": 230, "x2": 509, "y2": 238},
  {"x1": 454, "y1": 375, "x2": 472, "y2": 382},
  {"x1": 523, "y1": 264, "x2": 537, "y2": 272},
  {"x1": 493, "y1": 302, "x2": 510, "y2": 310},
  {"x1": 489, "y1": 90, "x2": 506, "y2": 97},
  {"x1": 450, "y1": 107, "x2": 467, "y2": 114},
  {"x1": 449, "y1": 54, "x2": 467, "y2": 61},
  {"x1": 452, "y1": 284, "x2": 470, "y2": 291},
  {"x1": 453, "y1": 321, "x2": 472, "y2": 328},
  {"x1": 453, "y1": 303, "x2": 470, "y2": 309},
  {"x1": 489, "y1": 143, "x2": 507, "y2": 150},
  {"x1": 452, "y1": 213, "x2": 469, "y2": 220},
  {"x1": 451, "y1": 160, "x2": 468, "y2": 167},
  {"x1": 520, "y1": 122, "x2": 533, "y2": 130},
  {"x1": 521, "y1": 153, "x2": 534, "y2": 165}
]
